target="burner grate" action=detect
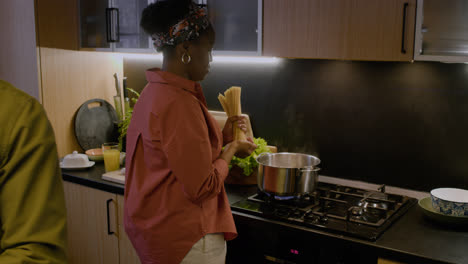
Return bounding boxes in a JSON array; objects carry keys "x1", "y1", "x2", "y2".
[{"x1": 232, "y1": 181, "x2": 417, "y2": 241}]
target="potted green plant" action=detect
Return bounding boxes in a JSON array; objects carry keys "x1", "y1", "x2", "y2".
[{"x1": 118, "y1": 88, "x2": 140, "y2": 152}]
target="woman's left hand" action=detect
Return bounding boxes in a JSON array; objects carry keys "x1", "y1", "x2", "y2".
[{"x1": 223, "y1": 115, "x2": 248, "y2": 144}]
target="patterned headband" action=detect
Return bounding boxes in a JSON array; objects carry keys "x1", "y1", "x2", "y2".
[{"x1": 151, "y1": 4, "x2": 210, "y2": 52}]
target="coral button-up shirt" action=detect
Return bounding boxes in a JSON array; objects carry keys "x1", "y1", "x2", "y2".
[{"x1": 124, "y1": 68, "x2": 237, "y2": 264}]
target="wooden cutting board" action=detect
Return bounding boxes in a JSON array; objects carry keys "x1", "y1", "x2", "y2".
[
  {"x1": 74, "y1": 99, "x2": 119, "y2": 151},
  {"x1": 102, "y1": 169, "x2": 125, "y2": 185}
]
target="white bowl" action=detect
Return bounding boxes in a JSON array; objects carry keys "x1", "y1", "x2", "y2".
[
  {"x1": 430, "y1": 188, "x2": 468, "y2": 217},
  {"x1": 62, "y1": 151, "x2": 90, "y2": 167}
]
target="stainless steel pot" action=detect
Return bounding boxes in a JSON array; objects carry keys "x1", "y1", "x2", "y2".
[{"x1": 256, "y1": 152, "x2": 321, "y2": 196}]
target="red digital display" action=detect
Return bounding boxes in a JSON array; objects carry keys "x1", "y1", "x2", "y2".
[{"x1": 290, "y1": 249, "x2": 299, "y2": 255}]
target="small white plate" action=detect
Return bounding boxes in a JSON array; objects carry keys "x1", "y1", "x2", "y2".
[{"x1": 60, "y1": 161, "x2": 95, "y2": 170}]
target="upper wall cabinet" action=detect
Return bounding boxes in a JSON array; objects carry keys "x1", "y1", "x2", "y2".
[
  {"x1": 414, "y1": 0, "x2": 468, "y2": 62},
  {"x1": 206, "y1": 0, "x2": 262, "y2": 55},
  {"x1": 263, "y1": 0, "x2": 416, "y2": 61},
  {"x1": 114, "y1": 0, "x2": 151, "y2": 50},
  {"x1": 79, "y1": 0, "x2": 151, "y2": 52},
  {"x1": 36, "y1": 0, "x2": 80, "y2": 50},
  {"x1": 79, "y1": 0, "x2": 262, "y2": 54},
  {"x1": 79, "y1": 0, "x2": 112, "y2": 49}
]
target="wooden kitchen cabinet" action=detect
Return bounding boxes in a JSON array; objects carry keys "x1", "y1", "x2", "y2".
[
  {"x1": 35, "y1": 0, "x2": 80, "y2": 50},
  {"x1": 63, "y1": 181, "x2": 119, "y2": 264},
  {"x1": 36, "y1": 0, "x2": 151, "y2": 52},
  {"x1": 263, "y1": 0, "x2": 416, "y2": 61},
  {"x1": 63, "y1": 182, "x2": 140, "y2": 263}
]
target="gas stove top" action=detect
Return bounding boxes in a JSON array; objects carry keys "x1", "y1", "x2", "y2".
[{"x1": 231, "y1": 182, "x2": 417, "y2": 241}]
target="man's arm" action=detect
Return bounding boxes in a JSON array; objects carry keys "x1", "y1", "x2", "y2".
[{"x1": 0, "y1": 96, "x2": 67, "y2": 263}]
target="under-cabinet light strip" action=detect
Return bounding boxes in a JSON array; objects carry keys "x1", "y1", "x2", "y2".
[{"x1": 119, "y1": 53, "x2": 282, "y2": 65}]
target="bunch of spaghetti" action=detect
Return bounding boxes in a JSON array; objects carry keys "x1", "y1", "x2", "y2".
[{"x1": 218, "y1": 86, "x2": 246, "y2": 141}]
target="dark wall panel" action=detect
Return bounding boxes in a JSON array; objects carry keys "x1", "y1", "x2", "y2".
[{"x1": 125, "y1": 57, "x2": 468, "y2": 192}]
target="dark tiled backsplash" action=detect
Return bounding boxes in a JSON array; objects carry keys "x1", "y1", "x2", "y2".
[{"x1": 124, "y1": 57, "x2": 468, "y2": 192}]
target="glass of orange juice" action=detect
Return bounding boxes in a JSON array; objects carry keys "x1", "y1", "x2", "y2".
[{"x1": 102, "y1": 142, "x2": 120, "y2": 172}]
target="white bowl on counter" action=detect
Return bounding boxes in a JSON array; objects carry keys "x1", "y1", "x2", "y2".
[{"x1": 430, "y1": 188, "x2": 468, "y2": 217}]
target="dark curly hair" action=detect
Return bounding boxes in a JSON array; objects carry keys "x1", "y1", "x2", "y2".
[
  {"x1": 140, "y1": 0, "x2": 192, "y2": 37},
  {"x1": 140, "y1": 0, "x2": 213, "y2": 54}
]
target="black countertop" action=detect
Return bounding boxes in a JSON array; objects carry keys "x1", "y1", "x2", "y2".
[
  {"x1": 62, "y1": 164, "x2": 468, "y2": 264},
  {"x1": 62, "y1": 164, "x2": 125, "y2": 195},
  {"x1": 61, "y1": 163, "x2": 257, "y2": 202},
  {"x1": 376, "y1": 207, "x2": 468, "y2": 264}
]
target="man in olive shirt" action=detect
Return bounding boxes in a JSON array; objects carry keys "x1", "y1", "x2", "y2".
[{"x1": 0, "y1": 80, "x2": 67, "y2": 263}]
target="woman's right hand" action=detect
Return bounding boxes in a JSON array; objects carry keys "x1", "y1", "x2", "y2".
[
  {"x1": 220, "y1": 140, "x2": 257, "y2": 164},
  {"x1": 233, "y1": 140, "x2": 257, "y2": 158},
  {"x1": 222, "y1": 115, "x2": 248, "y2": 144}
]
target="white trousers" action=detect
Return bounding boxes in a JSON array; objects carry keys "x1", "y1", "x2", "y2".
[{"x1": 180, "y1": 233, "x2": 227, "y2": 264}]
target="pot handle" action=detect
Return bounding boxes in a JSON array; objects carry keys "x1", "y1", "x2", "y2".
[
  {"x1": 300, "y1": 166, "x2": 321, "y2": 172},
  {"x1": 256, "y1": 152, "x2": 271, "y2": 162}
]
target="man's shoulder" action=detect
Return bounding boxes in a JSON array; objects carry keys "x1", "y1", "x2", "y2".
[
  {"x1": 0, "y1": 80, "x2": 41, "y2": 139},
  {"x1": 0, "y1": 80, "x2": 40, "y2": 162},
  {"x1": 0, "y1": 80, "x2": 36, "y2": 109}
]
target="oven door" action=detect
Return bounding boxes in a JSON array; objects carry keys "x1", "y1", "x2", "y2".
[{"x1": 227, "y1": 212, "x2": 378, "y2": 264}]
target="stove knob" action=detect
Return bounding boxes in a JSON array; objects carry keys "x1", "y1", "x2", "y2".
[
  {"x1": 304, "y1": 214, "x2": 318, "y2": 223},
  {"x1": 313, "y1": 216, "x2": 319, "y2": 224},
  {"x1": 292, "y1": 210, "x2": 305, "y2": 218},
  {"x1": 319, "y1": 215, "x2": 328, "y2": 224}
]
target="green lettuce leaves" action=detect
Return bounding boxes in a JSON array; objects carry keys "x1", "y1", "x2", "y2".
[{"x1": 230, "y1": 137, "x2": 271, "y2": 176}]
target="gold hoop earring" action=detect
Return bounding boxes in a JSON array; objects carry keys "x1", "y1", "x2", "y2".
[{"x1": 181, "y1": 52, "x2": 191, "y2": 64}]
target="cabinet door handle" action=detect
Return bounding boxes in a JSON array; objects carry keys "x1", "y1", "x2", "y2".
[
  {"x1": 401, "y1": 2, "x2": 409, "y2": 54},
  {"x1": 106, "y1": 198, "x2": 115, "y2": 235},
  {"x1": 106, "y1": 7, "x2": 120, "y2": 43}
]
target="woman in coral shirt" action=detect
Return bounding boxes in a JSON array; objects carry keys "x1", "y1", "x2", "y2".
[{"x1": 124, "y1": 1, "x2": 257, "y2": 263}]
